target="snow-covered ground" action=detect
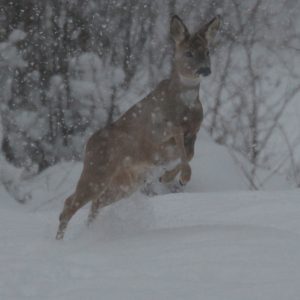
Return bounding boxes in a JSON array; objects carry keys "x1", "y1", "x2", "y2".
[{"x1": 1, "y1": 133, "x2": 300, "y2": 300}]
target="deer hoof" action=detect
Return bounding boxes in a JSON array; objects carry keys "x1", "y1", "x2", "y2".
[
  {"x1": 179, "y1": 163, "x2": 191, "y2": 185},
  {"x1": 56, "y1": 231, "x2": 64, "y2": 240},
  {"x1": 179, "y1": 179, "x2": 185, "y2": 186}
]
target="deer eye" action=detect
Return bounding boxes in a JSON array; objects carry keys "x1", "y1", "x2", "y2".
[{"x1": 184, "y1": 51, "x2": 193, "y2": 58}]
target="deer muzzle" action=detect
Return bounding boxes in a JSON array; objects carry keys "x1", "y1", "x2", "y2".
[{"x1": 196, "y1": 67, "x2": 211, "y2": 77}]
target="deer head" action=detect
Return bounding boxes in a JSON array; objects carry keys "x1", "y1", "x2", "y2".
[{"x1": 170, "y1": 15, "x2": 221, "y2": 80}]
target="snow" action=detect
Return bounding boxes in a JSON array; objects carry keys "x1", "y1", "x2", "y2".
[
  {"x1": 8, "y1": 29, "x2": 27, "y2": 44},
  {"x1": 1, "y1": 133, "x2": 299, "y2": 300}
]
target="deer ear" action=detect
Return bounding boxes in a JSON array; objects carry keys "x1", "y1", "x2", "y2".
[
  {"x1": 203, "y1": 15, "x2": 221, "y2": 44},
  {"x1": 170, "y1": 15, "x2": 189, "y2": 44}
]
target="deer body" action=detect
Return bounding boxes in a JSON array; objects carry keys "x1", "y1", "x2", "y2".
[{"x1": 56, "y1": 15, "x2": 220, "y2": 240}]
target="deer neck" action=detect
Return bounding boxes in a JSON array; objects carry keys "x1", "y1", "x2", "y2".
[{"x1": 169, "y1": 68, "x2": 200, "y2": 106}]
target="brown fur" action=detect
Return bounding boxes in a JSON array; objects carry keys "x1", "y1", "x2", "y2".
[{"x1": 56, "y1": 15, "x2": 220, "y2": 240}]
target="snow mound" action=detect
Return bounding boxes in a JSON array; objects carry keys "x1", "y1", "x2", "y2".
[
  {"x1": 1, "y1": 132, "x2": 298, "y2": 300},
  {"x1": 1, "y1": 190, "x2": 300, "y2": 300}
]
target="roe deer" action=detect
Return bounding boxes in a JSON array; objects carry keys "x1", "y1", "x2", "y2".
[{"x1": 56, "y1": 15, "x2": 220, "y2": 240}]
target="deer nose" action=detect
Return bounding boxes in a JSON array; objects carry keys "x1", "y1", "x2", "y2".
[{"x1": 197, "y1": 67, "x2": 211, "y2": 77}]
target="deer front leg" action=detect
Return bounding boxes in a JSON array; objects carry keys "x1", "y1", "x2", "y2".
[
  {"x1": 184, "y1": 133, "x2": 197, "y2": 161},
  {"x1": 159, "y1": 164, "x2": 181, "y2": 183},
  {"x1": 173, "y1": 128, "x2": 192, "y2": 185},
  {"x1": 180, "y1": 163, "x2": 192, "y2": 185},
  {"x1": 160, "y1": 133, "x2": 196, "y2": 184}
]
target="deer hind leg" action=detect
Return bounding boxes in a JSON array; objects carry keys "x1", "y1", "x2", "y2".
[
  {"x1": 87, "y1": 192, "x2": 106, "y2": 226},
  {"x1": 87, "y1": 188, "x2": 117, "y2": 225},
  {"x1": 87, "y1": 166, "x2": 143, "y2": 225},
  {"x1": 56, "y1": 193, "x2": 77, "y2": 240},
  {"x1": 56, "y1": 186, "x2": 97, "y2": 240}
]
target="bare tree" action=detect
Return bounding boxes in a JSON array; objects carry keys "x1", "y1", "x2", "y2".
[
  {"x1": 1, "y1": 0, "x2": 300, "y2": 190},
  {"x1": 202, "y1": 0, "x2": 300, "y2": 188}
]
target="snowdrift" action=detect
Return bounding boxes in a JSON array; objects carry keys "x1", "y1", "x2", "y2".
[{"x1": 0, "y1": 133, "x2": 299, "y2": 300}]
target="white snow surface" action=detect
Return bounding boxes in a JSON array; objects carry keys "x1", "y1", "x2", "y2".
[{"x1": 1, "y1": 133, "x2": 300, "y2": 300}]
